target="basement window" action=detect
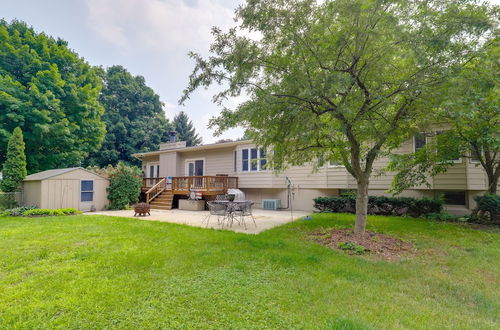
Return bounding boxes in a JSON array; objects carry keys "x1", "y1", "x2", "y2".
[{"x1": 439, "y1": 191, "x2": 466, "y2": 206}]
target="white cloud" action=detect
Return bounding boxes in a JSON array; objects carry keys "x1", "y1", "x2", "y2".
[
  {"x1": 84, "y1": 0, "x2": 244, "y2": 143},
  {"x1": 85, "y1": 0, "x2": 235, "y2": 53}
]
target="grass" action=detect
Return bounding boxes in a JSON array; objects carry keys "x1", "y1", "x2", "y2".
[{"x1": 0, "y1": 213, "x2": 498, "y2": 329}]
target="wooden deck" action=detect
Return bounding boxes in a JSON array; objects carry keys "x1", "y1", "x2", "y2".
[{"x1": 142, "y1": 176, "x2": 238, "y2": 197}]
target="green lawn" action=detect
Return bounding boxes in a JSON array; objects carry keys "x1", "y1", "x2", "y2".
[{"x1": 0, "y1": 214, "x2": 498, "y2": 329}]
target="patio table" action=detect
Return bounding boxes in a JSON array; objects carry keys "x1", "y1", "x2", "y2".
[{"x1": 212, "y1": 200, "x2": 254, "y2": 227}]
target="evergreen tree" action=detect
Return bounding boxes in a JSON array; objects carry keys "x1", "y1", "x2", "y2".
[
  {"x1": 173, "y1": 111, "x2": 202, "y2": 147},
  {"x1": 1, "y1": 127, "x2": 27, "y2": 192},
  {"x1": 85, "y1": 66, "x2": 173, "y2": 167}
]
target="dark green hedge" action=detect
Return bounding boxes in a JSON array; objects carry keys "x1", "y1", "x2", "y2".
[
  {"x1": 471, "y1": 194, "x2": 499, "y2": 225},
  {"x1": 313, "y1": 195, "x2": 443, "y2": 217}
]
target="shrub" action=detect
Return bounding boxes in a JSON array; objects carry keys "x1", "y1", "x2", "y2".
[
  {"x1": 0, "y1": 205, "x2": 37, "y2": 217},
  {"x1": 23, "y1": 208, "x2": 80, "y2": 217},
  {"x1": 313, "y1": 195, "x2": 443, "y2": 218},
  {"x1": 106, "y1": 163, "x2": 142, "y2": 210},
  {"x1": 423, "y1": 213, "x2": 469, "y2": 222},
  {"x1": 338, "y1": 242, "x2": 367, "y2": 254},
  {"x1": 471, "y1": 194, "x2": 500, "y2": 226},
  {"x1": 0, "y1": 207, "x2": 80, "y2": 217}
]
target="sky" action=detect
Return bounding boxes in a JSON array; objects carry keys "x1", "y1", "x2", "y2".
[
  {"x1": 1, "y1": 0, "x2": 245, "y2": 143},
  {"x1": 1, "y1": 0, "x2": 499, "y2": 143}
]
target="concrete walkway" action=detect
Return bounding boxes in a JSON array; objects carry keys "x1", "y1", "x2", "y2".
[{"x1": 90, "y1": 208, "x2": 309, "y2": 234}]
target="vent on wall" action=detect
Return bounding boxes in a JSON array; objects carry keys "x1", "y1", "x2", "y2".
[{"x1": 262, "y1": 199, "x2": 281, "y2": 210}]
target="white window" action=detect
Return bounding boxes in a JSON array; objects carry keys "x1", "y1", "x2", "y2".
[
  {"x1": 435, "y1": 131, "x2": 462, "y2": 163},
  {"x1": 328, "y1": 160, "x2": 344, "y2": 168},
  {"x1": 470, "y1": 149, "x2": 481, "y2": 163},
  {"x1": 250, "y1": 148, "x2": 258, "y2": 171},
  {"x1": 147, "y1": 163, "x2": 160, "y2": 185},
  {"x1": 241, "y1": 148, "x2": 267, "y2": 172},
  {"x1": 318, "y1": 156, "x2": 344, "y2": 168},
  {"x1": 186, "y1": 159, "x2": 204, "y2": 176},
  {"x1": 414, "y1": 133, "x2": 427, "y2": 152},
  {"x1": 233, "y1": 150, "x2": 237, "y2": 172},
  {"x1": 148, "y1": 163, "x2": 160, "y2": 177},
  {"x1": 81, "y1": 180, "x2": 94, "y2": 202},
  {"x1": 259, "y1": 149, "x2": 267, "y2": 170},
  {"x1": 242, "y1": 149, "x2": 249, "y2": 172}
]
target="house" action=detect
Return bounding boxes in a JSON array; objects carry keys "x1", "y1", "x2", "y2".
[
  {"x1": 23, "y1": 167, "x2": 109, "y2": 211},
  {"x1": 133, "y1": 131, "x2": 494, "y2": 214}
]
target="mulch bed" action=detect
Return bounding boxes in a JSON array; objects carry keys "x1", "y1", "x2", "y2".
[{"x1": 311, "y1": 228, "x2": 415, "y2": 261}]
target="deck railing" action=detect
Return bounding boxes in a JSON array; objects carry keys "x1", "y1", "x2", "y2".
[
  {"x1": 172, "y1": 176, "x2": 238, "y2": 193},
  {"x1": 145, "y1": 177, "x2": 167, "y2": 203},
  {"x1": 143, "y1": 177, "x2": 165, "y2": 188},
  {"x1": 142, "y1": 176, "x2": 238, "y2": 196}
]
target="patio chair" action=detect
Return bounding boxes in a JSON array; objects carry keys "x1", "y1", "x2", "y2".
[
  {"x1": 202, "y1": 201, "x2": 228, "y2": 228},
  {"x1": 232, "y1": 201, "x2": 256, "y2": 229},
  {"x1": 215, "y1": 194, "x2": 227, "y2": 201}
]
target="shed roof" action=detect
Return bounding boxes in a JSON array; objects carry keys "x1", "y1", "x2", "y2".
[{"x1": 24, "y1": 167, "x2": 107, "y2": 181}]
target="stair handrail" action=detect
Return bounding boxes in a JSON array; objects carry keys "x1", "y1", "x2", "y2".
[{"x1": 146, "y1": 177, "x2": 166, "y2": 203}]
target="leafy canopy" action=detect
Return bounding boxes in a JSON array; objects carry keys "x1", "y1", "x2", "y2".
[
  {"x1": 181, "y1": 0, "x2": 495, "y2": 232},
  {"x1": 0, "y1": 127, "x2": 27, "y2": 192},
  {"x1": 181, "y1": 0, "x2": 495, "y2": 179},
  {"x1": 85, "y1": 65, "x2": 173, "y2": 167},
  {"x1": 0, "y1": 20, "x2": 105, "y2": 173},
  {"x1": 389, "y1": 36, "x2": 500, "y2": 194}
]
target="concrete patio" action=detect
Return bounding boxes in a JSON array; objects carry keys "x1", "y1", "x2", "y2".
[{"x1": 90, "y1": 208, "x2": 310, "y2": 234}]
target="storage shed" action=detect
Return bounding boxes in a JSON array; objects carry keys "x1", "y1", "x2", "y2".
[{"x1": 23, "y1": 167, "x2": 109, "y2": 211}]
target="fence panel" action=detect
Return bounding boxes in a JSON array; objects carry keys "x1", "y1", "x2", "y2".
[{"x1": 0, "y1": 192, "x2": 22, "y2": 210}]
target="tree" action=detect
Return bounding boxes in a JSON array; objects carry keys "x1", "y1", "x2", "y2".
[
  {"x1": 85, "y1": 66, "x2": 173, "y2": 167},
  {"x1": 173, "y1": 111, "x2": 202, "y2": 146},
  {"x1": 1, "y1": 127, "x2": 27, "y2": 192},
  {"x1": 390, "y1": 37, "x2": 500, "y2": 194},
  {"x1": 215, "y1": 138, "x2": 234, "y2": 143},
  {"x1": 0, "y1": 20, "x2": 105, "y2": 173},
  {"x1": 181, "y1": 0, "x2": 496, "y2": 233}
]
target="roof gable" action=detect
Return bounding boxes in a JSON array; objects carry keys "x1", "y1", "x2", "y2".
[{"x1": 24, "y1": 167, "x2": 108, "y2": 181}]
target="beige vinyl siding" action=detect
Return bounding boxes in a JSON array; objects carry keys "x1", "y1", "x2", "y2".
[
  {"x1": 275, "y1": 166, "x2": 328, "y2": 189},
  {"x1": 241, "y1": 187, "x2": 339, "y2": 211},
  {"x1": 141, "y1": 127, "x2": 494, "y2": 213},
  {"x1": 177, "y1": 147, "x2": 234, "y2": 176},
  {"x1": 159, "y1": 152, "x2": 178, "y2": 177},
  {"x1": 466, "y1": 161, "x2": 489, "y2": 190},
  {"x1": 431, "y1": 160, "x2": 467, "y2": 190},
  {"x1": 326, "y1": 167, "x2": 349, "y2": 188},
  {"x1": 23, "y1": 181, "x2": 41, "y2": 207}
]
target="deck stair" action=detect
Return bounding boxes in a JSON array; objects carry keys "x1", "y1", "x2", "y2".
[{"x1": 149, "y1": 190, "x2": 174, "y2": 210}]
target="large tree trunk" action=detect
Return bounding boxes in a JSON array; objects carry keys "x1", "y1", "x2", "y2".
[
  {"x1": 354, "y1": 178, "x2": 369, "y2": 234},
  {"x1": 486, "y1": 170, "x2": 498, "y2": 194}
]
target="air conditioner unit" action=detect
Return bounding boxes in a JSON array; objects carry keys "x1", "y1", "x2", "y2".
[{"x1": 262, "y1": 199, "x2": 281, "y2": 210}]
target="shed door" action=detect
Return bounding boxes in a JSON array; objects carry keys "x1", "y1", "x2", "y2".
[{"x1": 80, "y1": 180, "x2": 94, "y2": 212}]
